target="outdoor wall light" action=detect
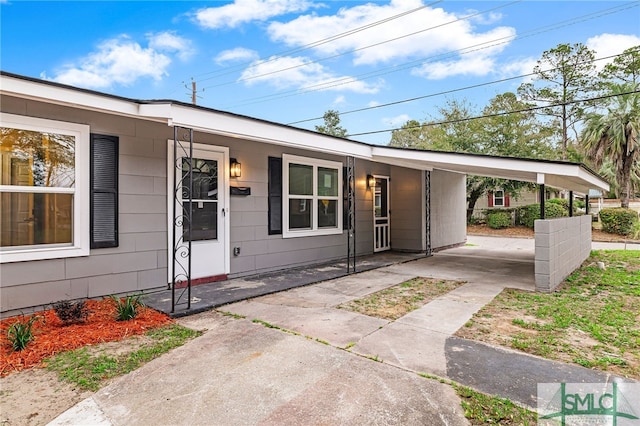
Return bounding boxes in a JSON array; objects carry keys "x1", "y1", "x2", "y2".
[
  {"x1": 230, "y1": 158, "x2": 242, "y2": 178},
  {"x1": 367, "y1": 174, "x2": 376, "y2": 189}
]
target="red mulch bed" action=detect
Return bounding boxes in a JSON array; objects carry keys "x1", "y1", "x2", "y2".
[{"x1": 0, "y1": 299, "x2": 172, "y2": 376}]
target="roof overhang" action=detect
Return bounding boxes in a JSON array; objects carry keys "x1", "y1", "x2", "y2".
[
  {"x1": 371, "y1": 147, "x2": 609, "y2": 194},
  {"x1": 0, "y1": 71, "x2": 610, "y2": 194}
]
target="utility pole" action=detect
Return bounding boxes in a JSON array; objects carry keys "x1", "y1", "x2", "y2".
[{"x1": 183, "y1": 79, "x2": 203, "y2": 105}]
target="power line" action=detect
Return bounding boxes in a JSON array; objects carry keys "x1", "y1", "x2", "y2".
[
  {"x1": 223, "y1": 2, "x2": 636, "y2": 109},
  {"x1": 200, "y1": 1, "x2": 519, "y2": 90},
  {"x1": 286, "y1": 52, "x2": 627, "y2": 125},
  {"x1": 347, "y1": 89, "x2": 640, "y2": 137},
  {"x1": 192, "y1": 1, "x2": 440, "y2": 83}
]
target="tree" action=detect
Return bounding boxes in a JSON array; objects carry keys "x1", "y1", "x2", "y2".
[
  {"x1": 518, "y1": 43, "x2": 597, "y2": 159},
  {"x1": 390, "y1": 120, "x2": 430, "y2": 148},
  {"x1": 599, "y1": 45, "x2": 640, "y2": 86},
  {"x1": 581, "y1": 84, "x2": 640, "y2": 208},
  {"x1": 387, "y1": 95, "x2": 552, "y2": 221},
  {"x1": 315, "y1": 110, "x2": 348, "y2": 138}
]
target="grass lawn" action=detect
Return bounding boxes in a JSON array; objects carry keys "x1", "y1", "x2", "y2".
[
  {"x1": 337, "y1": 277, "x2": 465, "y2": 320},
  {"x1": 457, "y1": 250, "x2": 640, "y2": 379},
  {"x1": 45, "y1": 324, "x2": 201, "y2": 390}
]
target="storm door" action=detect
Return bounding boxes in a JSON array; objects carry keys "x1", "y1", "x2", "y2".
[{"x1": 373, "y1": 176, "x2": 390, "y2": 252}]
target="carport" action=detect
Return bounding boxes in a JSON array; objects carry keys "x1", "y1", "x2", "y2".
[{"x1": 369, "y1": 146, "x2": 610, "y2": 292}]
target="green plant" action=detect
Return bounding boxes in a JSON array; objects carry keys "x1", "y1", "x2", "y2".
[
  {"x1": 462, "y1": 250, "x2": 640, "y2": 378},
  {"x1": 516, "y1": 203, "x2": 567, "y2": 228},
  {"x1": 467, "y1": 216, "x2": 482, "y2": 225},
  {"x1": 53, "y1": 300, "x2": 90, "y2": 325},
  {"x1": 111, "y1": 294, "x2": 144, "y2": 321},
  {"x1": 47, "y1": 324, "x2": 201, "y2": 390},
  {"x1": 631, "y1": 220, "x2": 640, "y2": 240},
  {"x1": 599, "y1": 207, "x2": 639, "y2": 236},
  {"x1": 487, "y1": 211, "x2": 511, "y2": 229},
  {"x1": 455, "y1": 384, "x2": 537, "y2": 425},
  {"x1": 7, "y1": 314, "x2": 41, "y2": 351}
]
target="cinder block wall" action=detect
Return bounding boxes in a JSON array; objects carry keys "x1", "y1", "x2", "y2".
[{"x1": 534, "y1": 215, "x2": 592, "y2": 292}]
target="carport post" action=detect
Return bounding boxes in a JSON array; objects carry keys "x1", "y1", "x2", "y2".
[
  {"x1": 569, "y1": 191, "x2": 574, "y2": 217},
  {"x1": 585, "y1": 195, "x2": 590, "y2": 215},
  {"x1": 540, "y1": 184, "x2": 546, "y2": 219}
]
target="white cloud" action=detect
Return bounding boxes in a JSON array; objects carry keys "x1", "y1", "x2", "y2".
[
  {"x1": 587, "y1": 33, "x2": 640, "y2": 70},
  {"x1": 367, "y1": 101, "x2": 381, "y2": 108},
  {"x1": 215, "y1": 48, "x2": 259, "y2": 65},
  {"x1": 193, "y1": 0, "x2": 315, "y2": 29},
  {"x1": 240, "y1": 55, "x2": 382, "y2": 94},
  {"x1": 148, "y1": 31, "x2": 195, "y2": 61},
  {"x1": 332, "y1": 95, "x2": 347, "y2": 106},
  {"x1": 268, "y1": 0, "x2": 516, "y2": 77},
  {"x1": 413, "y1": 53, "x2": 497, "y2": 80},
  {"x1": 44, "y1": 35, "x2": 172, "y2": 89},
  {"x1": 383, "y1": 114, "x2": 411, "y2": 127},
  {"x1": 467, "y1": 10, "x2": 503, "y2": 25},
  {"x1": 499, "y1": 57, "x2": 538, "y2": 83}
]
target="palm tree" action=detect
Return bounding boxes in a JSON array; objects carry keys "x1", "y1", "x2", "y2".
[{"x1": 581, "y1": 84, "x2": 640, "y2": 208}]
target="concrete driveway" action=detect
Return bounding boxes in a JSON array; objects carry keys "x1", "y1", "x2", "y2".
[{"x1": 52, "y1": 236, "x2": 631, "y2": 425}]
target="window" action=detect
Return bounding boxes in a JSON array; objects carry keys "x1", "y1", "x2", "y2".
[
  {"x1": 493, "y1": 190, "x2": 505, "y2": 207},
  {"x1": 283, "y1": 154, "x2": 342, "y2": 238},
  {"x1": 1, "y1": 113, "x2": 89, "y2": 262}
]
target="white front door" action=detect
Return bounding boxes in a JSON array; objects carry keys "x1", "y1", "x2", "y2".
[
  {"x1": 373, "y1": 176, "x2": 390, "y2": 252},
  {"x1": 168, "y1": 143, "x2": 228, "y2": 281}
]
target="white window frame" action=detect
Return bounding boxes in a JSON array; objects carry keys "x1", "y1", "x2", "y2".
[
  {"x1": 0, "y1": 113, "x2": 90, "y2": 263},
  {"x1": 283, "y1": 154, "x2": 343, "y2": 238},
  {"x1": 493, "y1": 190, "x2": 505, "y2": 207}
]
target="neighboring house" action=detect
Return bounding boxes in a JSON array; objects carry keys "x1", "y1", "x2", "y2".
[
  {"x1": 0, "y1": 72, "x2": 609, "y2": 315},
  {"x1": 472, "y1": 188, "x2": 563, "y2": 219}
]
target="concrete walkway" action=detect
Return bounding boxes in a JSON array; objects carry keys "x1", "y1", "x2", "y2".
[{"x1": 50, "y1": 236, "x2": 637, "y2": 425}]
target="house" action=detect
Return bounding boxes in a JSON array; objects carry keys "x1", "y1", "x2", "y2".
[
  {"x1": 472, "y1": 187, "x2": 564, "y2": 220},
  {"x1": 0, "y1": 72, "x2": 609, "y2": 316}
]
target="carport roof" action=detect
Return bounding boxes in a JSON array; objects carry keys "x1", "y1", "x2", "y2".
[{"x1": 1, "y1": 71, "x2": 609, "y2": 194}]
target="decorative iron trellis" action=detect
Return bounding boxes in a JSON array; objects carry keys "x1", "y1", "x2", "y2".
[
  {"x1": 425, "y1": 170, "x2": 432, "y2": 256},
  {"x1": 171, "y1": 126, "x2": 194, "y2": 313},
  {"x1": 347, "y1": 156, "x2": 356, "y2": 273}
]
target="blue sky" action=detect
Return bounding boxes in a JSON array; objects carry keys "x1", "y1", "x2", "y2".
[{"x1": 1, "y1": 0, "x2": 639, "y2": 145}]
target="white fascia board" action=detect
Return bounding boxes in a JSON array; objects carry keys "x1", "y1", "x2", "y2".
[
  {"x1": 0, "y1": 74, "x2": 144, "y2": 118},
  {"x1": 169, "y1": 105, "x2": 372, "y2": 159},
  {"x1": 373, "y1": 147, "x2": 555, "y2": 174},
  {"x1": 577, "y1": 167, "x2": 610, "y2": 192},
  {"x1": 372, "y1": 146, "x2": 609, "y2": 192},
  {"x1": 369, "y1": 156, "x2": 434, "y2": 171}
]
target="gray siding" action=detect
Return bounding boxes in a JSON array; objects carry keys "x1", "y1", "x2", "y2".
[
  {"x1": 1, "y1": 96, "x2": 170, "y2": 315},
  {"x1": 430, "y1": 170, "x2": 466, "y2": 250},
  {"x1": 390, "y1": 166, "x2": 424, "y2": 252},
  {"x1": 1, "y1": 95, "x2": 460, "y2": 315}
]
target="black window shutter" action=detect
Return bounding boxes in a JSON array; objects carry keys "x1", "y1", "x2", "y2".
[
  {"x1": 90, "y1": 134, "x2": 119, "y2": 248},
  {"x1": 268, "y1": 156, "x2": 282, "y2": 235},
  {"x1": 343, "y1": 166, "x2": 348, "y2": 231}
]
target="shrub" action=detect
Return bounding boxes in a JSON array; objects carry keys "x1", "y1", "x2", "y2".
[
  {"x1": 548, "y1": 198, "x2": 583, "y2": 215},
  {"x1": 7, "y1": 314, "x2": 41, "y2": 351},
  {"x1": 487, "y1": 211, "x2": 511, "y2": 229},
  {"x1": 547, "y1": 198, "x2": 569, "y2": 211},
  {"x1": 599, "y1": 208, "x2": 639, "y2": 236},
  {"x1": 516, "y1": 203, "x2": 567, "y2": 228},
  {"x1": 53, "y1": 300, "x2": 90, "y2": 325},
  {"x1": 112, "y1": 294, "x2": 144, "y2": 321}
]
